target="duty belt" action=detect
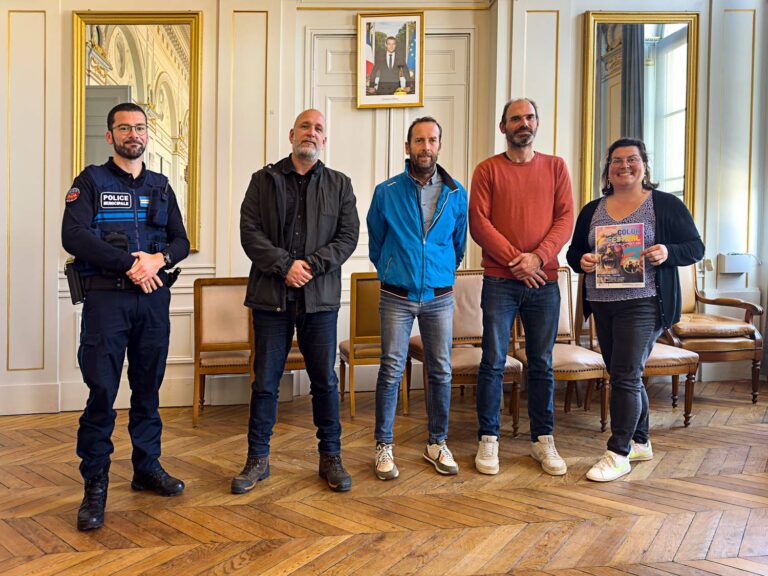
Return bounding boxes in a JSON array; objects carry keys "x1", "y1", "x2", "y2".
[{"x1": 83, "y1": 276, "x2": 143, "y2": 292}]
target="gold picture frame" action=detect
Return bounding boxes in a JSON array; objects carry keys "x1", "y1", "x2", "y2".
[
  {"x1": 581, "y1": 11, "x2": 699, "y2": 212},
  {"x1": 72, "y1": 11, "x2": 203, "y2": 251},
  {"x1": 357, "y1": 11, "x2": 425, "y2": 109}
]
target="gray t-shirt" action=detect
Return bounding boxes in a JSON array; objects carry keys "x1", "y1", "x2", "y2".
[{"x1": 586, "y1": 194, "x2": 657, "y2": 302}]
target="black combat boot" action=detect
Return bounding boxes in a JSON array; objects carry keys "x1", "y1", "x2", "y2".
[
  {"x1": 231, "y1": 455, "x2": 270, "y2": 494},
  {"x1": 77, "y1": 471, "x2": 108, "y2": 531},
  {"x1": 131, "y1": 467, "x2": 185, "y2": 496},
  {"x1": 319, "y1": 453, "x2": 352, "y2": 492}
]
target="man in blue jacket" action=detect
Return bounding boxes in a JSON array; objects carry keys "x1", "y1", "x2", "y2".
[{"x1": 367, "y1": 116, "x2": 468, "y2": 480}]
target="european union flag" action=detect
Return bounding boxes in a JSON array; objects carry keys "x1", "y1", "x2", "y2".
[{"x1": 407, "y1": 25, "x2": 416, "y2": 79}]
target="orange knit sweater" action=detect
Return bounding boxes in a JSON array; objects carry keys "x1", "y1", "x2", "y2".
[{"x1": 469, "y1": 152, "x2": 574, "y2": 281}]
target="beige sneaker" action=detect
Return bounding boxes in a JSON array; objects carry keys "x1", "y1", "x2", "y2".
[
  {"x1": 374, "y1": 443, "x2": 399, "y2": 480},
  {"x1": 423, "y1": 442, "x2": 459, "y2": 475},
  {"x1": 628, "y1": 440, "x2": 653, "y2": 462},
  {"x1": 587, "y1": 450, "x2": 631, "y2": 482},
  {"x1": 475, "y1": 435, "x2": 499, "y2": 475},
  {"x1": 530, "y1": 435, "x2": 567, "y2": 476}
]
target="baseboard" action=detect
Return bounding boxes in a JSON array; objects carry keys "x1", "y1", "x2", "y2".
[{"x1": 0, "y1": 383, "x2": 59, "y2": 415}]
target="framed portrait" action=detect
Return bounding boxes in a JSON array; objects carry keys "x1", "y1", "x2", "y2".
[{"x1": 357, "y1": 12, "x2": 424, "y2": 109}]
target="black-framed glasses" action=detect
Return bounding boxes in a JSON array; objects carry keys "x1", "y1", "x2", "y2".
[{"x1": 113, "y1": 124, "x2": 148, "y2": 135}]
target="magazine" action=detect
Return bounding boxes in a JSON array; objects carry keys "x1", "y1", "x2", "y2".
[{"x1": 595, "y1": 223, "x2": 645, "y2": 288}]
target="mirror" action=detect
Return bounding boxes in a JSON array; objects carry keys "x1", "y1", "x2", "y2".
[
  {"x1": 73, "y1": 11, "x2": 202, "y2": 250},
  {"x1": 581, "y1": 12, "x2": 699, "y2": 211}
]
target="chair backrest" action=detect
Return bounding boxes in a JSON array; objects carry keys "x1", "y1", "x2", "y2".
[
  {"x1": 193, "y1": 277, "x2": 251, "y2": 353},
  {"x1": 453, "y1": 270, "x2": 484, "y2": 341},
  {"x1": 679, "y1": 264, "x2": 697, "y2": 314},
  {"x1": 350, "y1": 272, "x2": 381, "y2": 343},
  {"x1": 515, "y1": 267, "x2": 573, "y2": 344}
]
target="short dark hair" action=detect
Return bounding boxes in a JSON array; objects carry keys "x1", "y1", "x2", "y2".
[
  {"x1": 407, "y1": 116, "x2": 442, "y2": 144},
  {"x1": 386, "y1": 36, "x2": 397, "y2": 43},
  {"x1": 107, "y1": 102, "x2": 147, "y2": 131},
  {"x1": 601, "y1": 137, "x2": 659, "y2": 195},
  {"x1": 500, "y1": 97, "x2": 539, "y2": 125}
]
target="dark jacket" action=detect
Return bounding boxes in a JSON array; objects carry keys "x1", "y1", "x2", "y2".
[
  {"x1": 566, "y1": 189, "x2": 704, "y2": 329},
  {"x1": 240, "y1": 156, "x2": 360, "y2": 312}
]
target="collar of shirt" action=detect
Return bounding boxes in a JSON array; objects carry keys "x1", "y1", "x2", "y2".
[
  {"x1": 106, "y1": 157, "x2": 147, "y2": 185},
  {"x1": 407, "y1": 168, "x2": 441, "y2": 189},
  {"x1": 282, "y1": 154, "x2": 319, "y2": 177}
]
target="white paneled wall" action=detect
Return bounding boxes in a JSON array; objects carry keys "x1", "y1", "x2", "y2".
[{"x1": 0, "y1": 0, "x2": 765, "y2": 414}]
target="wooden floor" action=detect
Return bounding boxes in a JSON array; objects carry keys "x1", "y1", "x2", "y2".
[{"x1": 1, "y1": 379, "x2": 768, "y2": 575}]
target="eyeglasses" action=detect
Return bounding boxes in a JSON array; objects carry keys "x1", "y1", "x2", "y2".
[
  {"x1": 113, "y1": 124, "x2": 148, "y2": 135},
  {"x1": 610, "y1": 156, "x2": 642, "y2": 167}
]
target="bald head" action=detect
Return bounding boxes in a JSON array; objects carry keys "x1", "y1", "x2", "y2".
[{"x1": 290, "y1": 108, "x2": 326, "y2": 164}]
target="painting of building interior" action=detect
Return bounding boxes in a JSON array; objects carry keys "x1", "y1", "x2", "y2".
[{"x1": 84, "y1": 23, "x2": 190, "y2": 226}]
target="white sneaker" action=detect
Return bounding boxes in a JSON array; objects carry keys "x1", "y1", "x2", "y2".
[
  {"x1": 628, "y1": 440, "x2": 653, "y2": 462},
  {"x1": 423, "y1": 442, "x2": 459, "y2": 475},
  {"x1": 587, "y1": 450, "x2": 631, "y2": 482},
  {"x1": 475, "y1": 435, "x2": 499, "y2": 475},
  {"x1": 374, "y1": 443, "x2": 399, "y2": 480},
  {"x1": 530, "y1": 435, "x2": 567, "y2": 476}
]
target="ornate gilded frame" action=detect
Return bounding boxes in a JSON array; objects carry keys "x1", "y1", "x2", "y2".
[
  {"x1": 581, "y1": 11, "x2": 699, "y2": 211},
  {"x1": 72, "y1": 11, "x2": 203, "y2": 251}
]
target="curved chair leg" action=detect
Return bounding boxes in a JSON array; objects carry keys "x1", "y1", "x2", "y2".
[
  {"x1": 584, "y1": 379, "x2": 595, "y2": 411},
  {"x1": 684, "y1": 370, "x2": 695, "y2": 426},
  {"x1": 671, "y1": 375, "x2": 679, "y2": 408},
  {"x1": 193, "y1": 368, "x2": 202, "y2": 427},
  {"x1": 339, "y1": 358, "x2": 347, "y2": 401},
  {"x1": 600, "y1": 378, "x2": 610, "y2": 432},
  {"x1": 564, "y1": 380, "x2": 575, "y2": 413},
  {"x1": 512, "y1": 380, "x2": 520, "y2": 437},
  {"x1": 349, "y1": 365, "x2": 356, "y2": 419},
  {"x1": 422, "y1": 362, "x2": 429, "y2": 415},
  {"x1": 752, "y1": 359, "x2": 761, "y2": 404}
]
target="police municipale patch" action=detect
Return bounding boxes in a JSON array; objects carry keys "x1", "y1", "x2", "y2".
[{"x1": 66, "y1": 188, "x2": 80, "y2": 203}]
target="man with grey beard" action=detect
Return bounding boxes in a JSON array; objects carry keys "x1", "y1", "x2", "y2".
[{"x1": 235, "y1": 109, "x2": 360, "y2": 493}]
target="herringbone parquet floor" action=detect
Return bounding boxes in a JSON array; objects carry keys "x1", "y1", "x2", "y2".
[{"x1": 1, "y1": 379, "x2": 768, "y2": 575}]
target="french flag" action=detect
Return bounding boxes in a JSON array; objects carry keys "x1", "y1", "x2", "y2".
[{"x1": 365, "y1": 23, "x2": 374, "y2": 78}]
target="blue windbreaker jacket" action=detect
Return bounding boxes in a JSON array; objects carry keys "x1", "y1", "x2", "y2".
[{"x1": 367, "y1": 161, "x2": 468, "y2": 301}]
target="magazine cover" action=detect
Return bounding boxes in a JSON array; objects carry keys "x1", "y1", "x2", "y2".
[{"x1": 595, "y1": 223, "x2": 645, "y2": 288}]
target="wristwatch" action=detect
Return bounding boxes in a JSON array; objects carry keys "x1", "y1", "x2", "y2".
[{"x1": 161, "y1": 250, "x2": 173, "y2": 267}]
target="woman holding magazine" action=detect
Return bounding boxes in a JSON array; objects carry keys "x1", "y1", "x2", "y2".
[{"x1": 566, "y1": 137, "x2": 704, "y2": 482}]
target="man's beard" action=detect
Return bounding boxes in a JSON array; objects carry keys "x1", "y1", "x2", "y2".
[
  {"x1": 294, "y1": 141, "x2": 321, "y2": 162},
  {"x1": 114, "y1": 140, "x2": 145, "y2": 160},
  {"x1": 505, "y1": 126, "x2": 536, "y2": 148},
  {"x1": 410, "y1": 152, "x2": 437, "y2": 177}
]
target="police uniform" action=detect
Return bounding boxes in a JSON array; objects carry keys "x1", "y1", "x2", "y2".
[{"x1": 62, "y1": 157, "x2": 189, "y2": 482}]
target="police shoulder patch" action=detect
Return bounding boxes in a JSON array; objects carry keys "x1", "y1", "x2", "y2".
[{"x1": 65, "y1": 188, "x2": 80, "y2": 203}]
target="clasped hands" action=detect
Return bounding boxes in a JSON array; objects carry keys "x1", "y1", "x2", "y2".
[
  {"x1": 285, "y1": 260, "x2": 313, "y2": 288},
  {"x1": 126, "y1": 251, "x2": 164, "y2": 294},
  {"x1": 508, "y1": 253, "x2": 547, "y2": 288}
]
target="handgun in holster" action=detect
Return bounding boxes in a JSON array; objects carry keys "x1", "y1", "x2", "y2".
[
  {"x1": 64, "y1": 257, "x2": 85, "y2": 305},
  {"x1": 167, "y1": 267, "x2": 182, "y2": 288}
]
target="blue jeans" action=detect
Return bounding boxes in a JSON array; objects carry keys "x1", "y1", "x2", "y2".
[
  {"x1": 248, "y1": 300, "x2": 341, "y2": 456},
  {"x1": 476, "y1": 276, "x2": 560, "y2": 441},
  {"x1": 590, "y1": 297, "x2": 662, "y2": 456},
  {"x1": 375, "y1": 291, "x2": 454, "y2": 445}
]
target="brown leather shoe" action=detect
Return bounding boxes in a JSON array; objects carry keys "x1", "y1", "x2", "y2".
[{"x1": 231, "y1": 455, "x2": 270, "y2": 494}]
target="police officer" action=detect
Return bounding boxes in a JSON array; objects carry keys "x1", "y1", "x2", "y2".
[{"x1": 62, "y1": 102, "x2": 190, "y2": 531}]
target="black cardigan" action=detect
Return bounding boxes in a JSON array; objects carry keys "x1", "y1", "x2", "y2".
[{"x1": 566, "y1": 190, "x2": 705, "y2": 329}]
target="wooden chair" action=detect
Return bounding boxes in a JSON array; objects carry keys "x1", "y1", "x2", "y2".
[
  {"x1": 193, "y1": 277, "x2": 253, "y2": 427},
  {"x1": 407, "y1": 269, "x2": 523, "y2": 436},
  {"x1": 338, "y1": 272, "x2": 407, "y2": 419},
  {"x1": 513, "y1": 267, "x2": 609, "y2": 430},
  {"x1": 570, "y1": 274, "x2": 701, "y2": 427},
  {"x1": 661, "y1": 264, "x2": 763, "y2": 402}
]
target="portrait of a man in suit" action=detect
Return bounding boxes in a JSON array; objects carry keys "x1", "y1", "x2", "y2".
[{"x1": 367, "y1": 36, "x2": 412, "y2": 95}]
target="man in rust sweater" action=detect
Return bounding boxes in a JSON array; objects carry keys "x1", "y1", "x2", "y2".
[{"x1": 469, "y1": 98, "x2": 574, "y2": 476}]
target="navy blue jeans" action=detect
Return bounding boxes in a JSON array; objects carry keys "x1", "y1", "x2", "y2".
[
  {"x1": 77, "y1": 287, "x2": 171, "y2": 480},
  {"x1": 590, "y1": 297, "x2": 662, "y2": 456},
  {"x1": 248, "y1": 301, "x2": 341, "y2": 456},
  {"x1": 476, "y1": 276, "x2": 560, "y2": 441}
]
